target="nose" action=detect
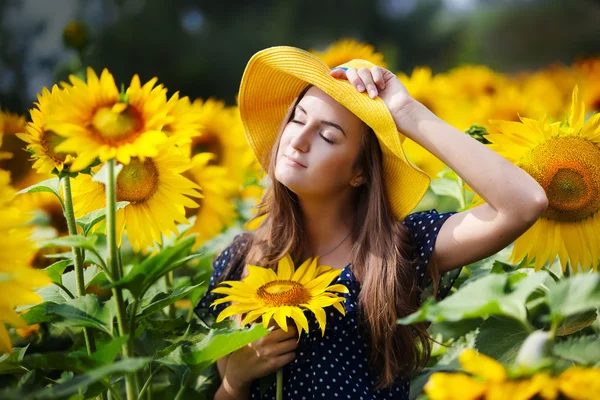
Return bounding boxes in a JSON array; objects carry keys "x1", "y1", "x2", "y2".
[{"x1": 289, "y1": 123, "x2": 311, "y2": 153}]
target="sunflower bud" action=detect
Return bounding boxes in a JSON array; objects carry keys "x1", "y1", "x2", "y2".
[{"x1": 63, "y1": 20, "x2": 89, "y2": 51}]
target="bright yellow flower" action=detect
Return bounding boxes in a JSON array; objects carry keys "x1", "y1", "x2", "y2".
[
  {"x1": 424, "y1": 372, "x2": 487, "y2": 400},
  {"x1": 184, "y1": 153, "x2": 238, "y2": 249},
  {"x1": 573, "y1": 58, "x2": 600, "y2": 113},
  {"x1": 16, "y1": 85, "x2": 77, "y2": 174},
  {"x1": 310, "y1": 38, "x2": 388, "y2": 69},
  {"x1": 0, "y1": 109, "x2": 29, "y2": 181},
  {"x1": 186, "y1": 99, "x2": 253, "y2": 191},
  {"x1": 46, "y1": 67, "x2": 171, "y2": 172},
  {"x1": 478, "y1": 86, "x2": 600, "y2": 272},
  {"x1": 517, "y1": 65, "x2": 577, "y2": 118},
  {"x1": 459, "y1": 348, "x2": 507, "y2": 383},
  {"x1": 444, "y1": 65, "x2": 511, "y2": 102},
  {"x1": 426, "y1": 349, "x2": 561, "y2": 400},
  {"x1": 471, "y1": 84, "x2": 548, "y2": 134},
  {"x1": 212, "y1": 255, "x2": 348, "y2": 337},
  {"x1": 163, "y1": 92, "x2": 203, "y2": 145},
  {"x1": 71, "y1": 140, "x2": 201, "y2": 251},
  {"x1": 0, "y1": 169, "x2": 51, "y2": 353},
  {"x1": 557, "y1": 366, "x2": 600, "y2": 400}
]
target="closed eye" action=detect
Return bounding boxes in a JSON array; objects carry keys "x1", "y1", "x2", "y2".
[{"x1": 290, "y1": 120, "x2": 335, "y2": 144}]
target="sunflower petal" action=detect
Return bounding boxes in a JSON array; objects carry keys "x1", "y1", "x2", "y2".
[{"x1": 277, "y1": 254, "x2": 294, "y2": 280}]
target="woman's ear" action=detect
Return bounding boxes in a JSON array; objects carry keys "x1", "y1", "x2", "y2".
[{"x1": 350, "y1": 172, "x2": 366, "y2": 187}]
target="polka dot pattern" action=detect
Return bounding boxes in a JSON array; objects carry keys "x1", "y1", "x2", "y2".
[{"x1": 194, "y1": 209, "x2": 459, "y2": 399}]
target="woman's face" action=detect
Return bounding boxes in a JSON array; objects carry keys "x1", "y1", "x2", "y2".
[{"x1": 275, "y1": 87, "x2": 365, "y2": 197}]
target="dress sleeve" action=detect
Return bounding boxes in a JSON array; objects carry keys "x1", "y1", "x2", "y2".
[
  {"x1": 402, "y1": 209, "x2": 461, "y2": 305},
  {"x1": 193, "y1": 235, "x2": 249, "y2": 323}
]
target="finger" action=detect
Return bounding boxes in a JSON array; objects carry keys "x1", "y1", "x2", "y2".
[
  {"x1": 330, "y1": 68, "x2": 347, "y2": 79},
  {"x1": 270, "y1": 351, "x2": 296, "y2": 370},
  {"x1": 345, "y1": 68, "x2": 365, "y2": 93},
  {"x1": 264, "y1": 337, "x2": 299, "y2": 357},
  {"x1": 357, "y1": 67, "x2": 378, "y2": 98},
  {"x1": 371, "y1": 66, "x2": 385, "y2": 91},
  {"x1": 263, "y1": 324, "x2": 298, "y2": 343}
]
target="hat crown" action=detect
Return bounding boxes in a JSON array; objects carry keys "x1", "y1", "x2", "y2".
[{"x1": 335, "y1": 59, "x2": 378, "y2": 70}]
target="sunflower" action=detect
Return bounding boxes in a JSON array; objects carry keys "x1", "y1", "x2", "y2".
[
  {"x1": 46, "y1": 67, "x2": 171, "y2": 172},
  {"x1": 0, "y1": 109, "x2": 29, "y2": 183},
  {"x1": 212, "y1": 255, "x2": 348, "y2": 337},
  {"x1": 310, "y1": 38, "x2": 388, "y2": 69},
  {"x1": 425, "y1": 348, "x2": 600, "y2": 400},
  {"x1": 71, "y1": 140, "x2": 202, "y2": 251},
  {"x1": 186, "y1": 98, "x2": 253, "y2": 190},
  {"x1": 0, "y1": 169, "x2": 51, "y2": 353},
  {"x1": 472, "y1": 84, "x2": 548, "y2": 135},
  {"x1": 16, "y1": 85, "x2": 77, "y2": 174},
  {"x1": 573, "y1": 58, "x2": 600, "y2": 112},
  {"x1": 517, "y1": 65, "x2": 577, "y2": 118},
  {"x1": 184, "y1": 153, "x2": 238, "y2": 249},
  {"x1": 162, "y1": 91, "x2": 203, "y2": 145},
  {"x1": 482, "y1": 86, "x2": 600, "y2": 272},
  {"x1": 444, "y1": 64, "x2": 510, "y2": 103}
]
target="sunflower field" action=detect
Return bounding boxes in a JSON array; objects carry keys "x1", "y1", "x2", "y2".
[{"x1": 1, "y1": 28, "x2": 600, "y2": 400}]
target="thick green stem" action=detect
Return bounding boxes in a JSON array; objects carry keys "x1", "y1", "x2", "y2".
[
  {"x1": 62, "y1": 176, "x2": 96, "y2": 354},
  {"x1": 106, "y1": 160, "x2": 137, "y2": 400},
  {"x1": 276, "y1": 369, "x2": 283, "y2": 400}
]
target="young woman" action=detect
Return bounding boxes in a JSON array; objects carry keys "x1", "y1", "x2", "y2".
[{"x1": 195, "y1": 47, "x2": 548, "y2": 399}]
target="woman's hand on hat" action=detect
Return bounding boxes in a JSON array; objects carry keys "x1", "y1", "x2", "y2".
[{"x1": 330, "y1": 66, "x2": 414, "y2": 117}]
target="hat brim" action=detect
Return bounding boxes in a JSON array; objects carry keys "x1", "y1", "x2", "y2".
[{"x1": 238, "y1": 46, "x2": 430, "y2": 220}]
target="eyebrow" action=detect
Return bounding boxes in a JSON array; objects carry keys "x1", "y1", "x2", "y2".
[{"x1": 296, "y1": 105, "x2": 346, "y2": 137}]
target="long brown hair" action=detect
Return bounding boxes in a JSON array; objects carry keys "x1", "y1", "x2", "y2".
[{"x1": 241, "y1": 85, "x2": 435, "y2": 389}]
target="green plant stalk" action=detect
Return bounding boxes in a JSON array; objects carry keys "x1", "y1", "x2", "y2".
[
  {"x1": 62, "y1": 175, "x2": 97, "y2": 355},
  {"x1": 106, "y1": 160, "x2": 137, "y2": 400},
  {"x1": 276, "y1": 369, "x2": 283, "y2": 400},
  {"x1": 165, "y1": 271, "x2": 175, "y2": 318}
]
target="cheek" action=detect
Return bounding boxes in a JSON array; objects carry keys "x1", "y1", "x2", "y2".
[{"x1": 310, "y1": 145, "x2": 356, "y2": 182}]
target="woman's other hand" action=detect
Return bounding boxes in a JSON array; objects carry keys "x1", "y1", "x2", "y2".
[
  {"x1": 219, "y1": 325, "x2": 299, "y2": 398},
  {"x1": 330, "y1": 66, "x2": 414, "y2": 120}
]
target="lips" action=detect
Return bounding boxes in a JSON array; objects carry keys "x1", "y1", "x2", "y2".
[{"x1": 284, "y1": 154, "x2": 307, "y2": 168}]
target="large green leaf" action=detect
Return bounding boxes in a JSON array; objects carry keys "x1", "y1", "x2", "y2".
[
  {"x1": 16, "y1": 177, "x2": 63, "y2": 209},
  {"x1": 43, "y1": 259, "x2": 72, "y2": 285},
  {"x1": 40, "y1": 235, "x2": 98, "y2": 252},
  {"x1": 48, "y1": 295, "x2": 115, "y2": 336},
  {"x1": 556, "y1": 310, "x2": 597, "y2": 336},
  {"x1": 553, "y1": 334, "x2": 600, "y2": 365},
  {"x1": 21, "y1": 336, "x2": 127, "y2": 373},
  {"x1": 430, "y1": 177, "x2": 463, "y2": 205},
  {"x1": 12, "y1": 358, "x2": 150, "y2": 400},
  {"x1": 398, "y1": 272, "x2": 549, "y2": 325},
  {"x1": 20, "y1": 302, "x2": 59, "y2": 325},
  {"x1": 76, "y1": 201, "x2": 129, "y2": 236},
  {"x1": 133, "y1": 284, "x2": 203, "y2": 319},
  {"x1": 157, "y1": 325, "x2": 269, "y2": 374},
  {"x1": 547, "y1": 273, "x2": 600, "y2": 323},
  {"x1": 111, "y1": 235, "x2": 199, "y2": 298},
  {"x1": 0, "y1": 346, "x2": 29, "y2": 375},
  {"x1": 475, "y1": 316, "x2": 531, "y2": 364},
  {"x1": 430, "y1": 318, "x2": 484, "y2": 342}
]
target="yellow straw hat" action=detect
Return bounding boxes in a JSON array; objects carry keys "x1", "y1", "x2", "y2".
[{"x1": 238, "y1": 46, "x2": 430, "y2": 221}]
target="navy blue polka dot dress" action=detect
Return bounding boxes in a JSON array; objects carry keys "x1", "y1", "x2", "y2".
[{"x1": 195, "y1": 209, "x2": 460, "y2": 399}]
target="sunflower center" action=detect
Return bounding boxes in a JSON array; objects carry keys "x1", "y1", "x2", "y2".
[
  {"x1": 116, "y1": 158, "x2": 159, "y2": 203},
  {"x1": 91, "y1": 104, "x2": 143, "y2": 143},
  {"x1": 42, "y1": 130, "x2": 73, "y2": 163},
  {"x1": 522, "y1": 136, "x2": 600, "y2": 221},
  {"x1": 257, "y1": 280, "x2": 311, "y2": 307},
  {"x1": 192, "y1": 132, "x2": 223, "y2": 164}
]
